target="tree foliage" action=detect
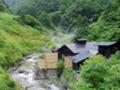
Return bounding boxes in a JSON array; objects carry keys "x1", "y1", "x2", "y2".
[
  {"x1": 66, "y1": 52, "x2": 120, "y2": 90},
  {"x1": 87, "y1": 0, "x2": 120, "y2": 41},
  {"x1": 5, "y1": 0, "x2": 109, "y2": 31},
  {"x1": 0, "y1": 0, "x2": 9, "y2": 12},
  {"x1": 5, "y1": 0, "x2": 120, "y2": 41}
]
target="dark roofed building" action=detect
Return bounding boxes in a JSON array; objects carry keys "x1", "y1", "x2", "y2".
[
  {"x1": 96, "y1": 42, "x2": 116, "y2": 46},
  {"x1": 72, "y1": 50, "x2": 98, "y2": 64},
  {"x1": 72, "y1": 50, "x2": 98, "y2": 69},
  {"x1": 53, "y1": 42, "x2": 98, "y2": 58},
  {"x1": 65, "y1": 42, "x2": 98, "y2": 54},
  {"x1": 53, "y1": 45, "x2": 75, "y2": 58},
  {"x1": 52, "y1": 39, "x2": 120, "y2": 70},
  {"x1": 97, "y1": 41, "x2": 120, "y2": 58},
  {"x1": 53, "y1": 40, "x2": 98, "y2": 69}
]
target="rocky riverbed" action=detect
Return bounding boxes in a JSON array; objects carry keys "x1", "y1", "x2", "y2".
[
  {"x1": 8, "y1": 32, "x2": 74, "y2": 90},
  {"x1": 8, "y1": 53, "x2": 65, "y2": 90}
]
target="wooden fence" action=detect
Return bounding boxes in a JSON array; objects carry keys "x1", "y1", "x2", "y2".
[{"x1": 37, "y1": 53, "x2": 73, "y2": 69}]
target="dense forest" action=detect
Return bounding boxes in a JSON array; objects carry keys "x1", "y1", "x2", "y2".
[
  {"x1": 0, "y1": 0, "x2": 120, "y2": 90},
  {"x1": 5, "y1": 0, "x2": 120, "y2": 41}
]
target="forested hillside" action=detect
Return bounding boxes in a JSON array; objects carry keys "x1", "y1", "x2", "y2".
[
  {"x1": 5, "y1": 0, "x2": 109, "y2": 31},
  {"x1": 88, "y1": 0, "x2": 120, "y2": 41},
  {"x1": 0, "y1": 1, "x2": 53, "y2": 90},
  {"x1": 0, "y1": 0, "x2": 9, "y2": 12},
  {"x1": 1, "y1": 0, "x2": 120, "y2": 90},
  {"x1": 5, "y1": 0, "x2": 120, "y2": 41}
]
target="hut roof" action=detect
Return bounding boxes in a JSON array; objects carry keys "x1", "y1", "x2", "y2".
[
  {"x1": 72, "y1": 50, "x2": 98, "y2": 63},
  {"x1": 96, "y1": 42, "x2": 116, "y2": 46},
  {"x1": 55, "y1": 42, "x2": 98, "y2": 54}
]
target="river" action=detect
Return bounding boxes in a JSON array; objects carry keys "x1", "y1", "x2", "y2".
[
  {"x1": 8, "y1": 32, "x2": 75, "y2": 90},
  {"x1": 9, "y1": 53, "x2": 64, "y2": 90}
]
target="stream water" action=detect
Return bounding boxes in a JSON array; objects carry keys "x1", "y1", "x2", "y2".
[
  {"x1": 9, "y1": 53, "x2": 63, "y2": 90},
  {"x1": 8, "y1": 32, "x2": 75, "y2": 90}
]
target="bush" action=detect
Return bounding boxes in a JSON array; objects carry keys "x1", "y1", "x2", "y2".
[
  {"x1": 0, "y1": 3, "x2": 5, "y2": 11},
  {"x1": 63, "y1": 69, "x2": 74, "y2": 82},
  {"x1": 80, "y1": 55, "x2": 107, "y2": 89},
  {"x1": 70, "y1": 53, "x2": 120, "y2": 90},
  {"x1": 57, "y1": 60, "x2": 64, "y2": 77},
  {"x1": 38, "y1": 12, "x2": 53, "y2": 28},
  {"x1": 0, "y1": 67, "x2": 17, "y2": 90},
  {"x1": 57, "y1": 60, "x2": 64, "y2": 70},
  {"x1": 18, "y1": 14, "x2": 42, "y2": 31},
  {"x1": 49, "y1": 12, "x2": 61, "y2": 26}
]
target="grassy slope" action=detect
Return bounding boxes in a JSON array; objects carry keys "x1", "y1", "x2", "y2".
[
  {"x1": 0, "y1": 12, "x2": 53, "y2": 90},
  {"x1": 0, "y1": 12, "x2": 52, "y2": 68}
]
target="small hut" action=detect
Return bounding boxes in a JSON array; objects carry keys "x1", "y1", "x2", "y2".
[
  {"x1": 37, "y1": 53, "x2": 59, "y2": 78},
  {"x1": 97, "y1": 41, "x2": 120, "y2": 58},
  {"x1": 53, "y1": 40, "x2": 98, "y2": 69}
]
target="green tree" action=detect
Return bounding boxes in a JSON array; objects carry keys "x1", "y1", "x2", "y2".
[{"x1": 70, "y1": 52, "x2": 120, "y2": 90}]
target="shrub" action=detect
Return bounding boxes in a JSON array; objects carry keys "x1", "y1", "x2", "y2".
[
  {"x1": 80, "y1": 55, "x2": 107, "y2": 89},
  {"x1": 63, "y1": 69, "x2": 73, "y2": 82},
  {"x1": 57, "y1": 60, "x2": 64, "y2": 70},
  {"x1": 0, "y1": 67, "x2": 17, "y2": 90},
  {"x1": 18, "y1": 14, "x2": 41, "y2": 28},
  {"x1": 0, "y1": 3, "x2": 5, "y2": 11},
  {"x1": 70, "y1": 53, "x2": 120, "y2": 90},
  {"x1": 57, "y1": 60, "x2": 64, "y2": 77},
  {"x1": 49, "y1": 12, "x2": 61, "y2": 26},
  {"x1": 38, "y1": 12, "x2": 53, "y2": 28}
]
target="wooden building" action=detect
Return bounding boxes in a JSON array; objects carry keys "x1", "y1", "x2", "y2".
[
  {"x1": 52, "y1": 39, "x2": 120, "y2": 69},
  {"x1": 53, "y1": 39, "x2": 98, "y2": 69},
  {"x1": 53, "y1": 40, "x2": 98, "y2": 56},
  {"x1": 97, "y1": 41, "x2": 120, "y2": 58}
]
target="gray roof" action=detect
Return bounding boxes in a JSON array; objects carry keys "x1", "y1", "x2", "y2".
[
  {"x1": 53, "y1": 41, "x2": 118, "y2": 64},
  {"x1": 65, "y1": 42, "x2": 98, "y2": 54},
  {"x1": 72, "y1": 50, "x2": 98, "y2": 63},
  {"x1": 96, "y1": 42, "x2": 116, "y2": 46}
]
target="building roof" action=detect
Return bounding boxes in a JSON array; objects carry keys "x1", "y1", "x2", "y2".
[
  {"x1": 96, "y1": 42, "x2": 116, "y2": 46},
  {"x1": 53, "y1": 40, "x2": 119, "y2": 64},
  {"x1": 56, "y1": 42, "x2": 98, "y2": 54},
  {"x1": 72, "y1": 50, "x2": 98, "y2": 63}
]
